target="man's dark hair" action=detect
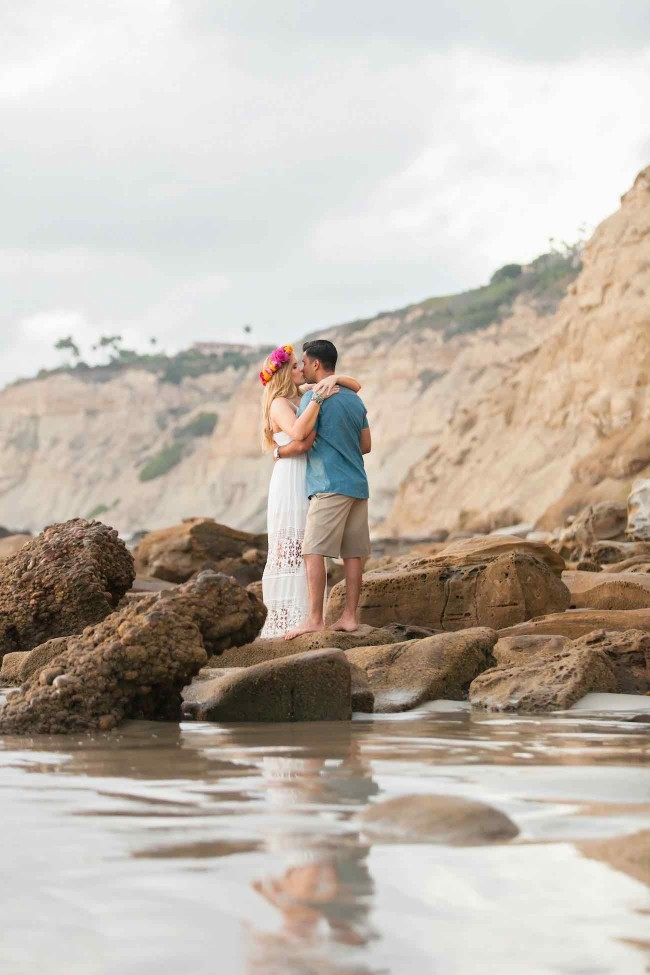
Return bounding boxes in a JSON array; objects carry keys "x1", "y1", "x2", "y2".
[{"x1": 302, "y1": 339, "x2": 338, "y2": 371}]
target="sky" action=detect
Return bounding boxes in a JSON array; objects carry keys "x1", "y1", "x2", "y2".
[{"x1": 1, "y1": 0, "x2": 649, "y2": 387}]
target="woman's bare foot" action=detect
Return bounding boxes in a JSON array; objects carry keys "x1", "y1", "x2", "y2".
[
  {"x1": 284, "y1": 618, "x2": 325, "y2": 640},
  {"x1": 330, "y1": 616, "x2": 359, "y2": 633}
]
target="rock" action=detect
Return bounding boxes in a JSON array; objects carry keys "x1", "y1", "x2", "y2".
[
  {"x1": 627, "y1": 479, "x2": 650, "y2": 541},
  {"x1": 493, "y1": 634, "x2": 572, "y2": 667},
  {"x1": 206, "y1": 624, "x2": 400, "y2": 668},
  {"x1": 246, "y1": 580, "x2": 263, "y2": 601},
  {"x1": 498, "y1": 608, "x2": 650, "y2": 640},
  {"x1": 469, "y1": 641, "x2": 617, "y2": 711},
  {"x1": 358, "y1": 794, "x2": 518, "y2": 845},
  {"x1": 603, "y1": 555, "x2": 650, "y2": 573},
  {"x1": 0, "y1": 534, "x2": 32, "y2": 560},
  {"x1": 349, "y1": 663, "x2": 374, "y2": 713},
  {"x1": 133, "y1": 517, "x2": 268, "y2": 585},
  {"x1": 575, "y1": 560, "x2": 602, "y2": 572},
  {"x1": 563, "y1": 570, "x2": 650, "y2": 610},
  {"x1": 181, "y1": 648, "x2": 352, "y2": 722},
  {"x1": 380, "y1": 622, "x2": 439, "y2": 641},
  {"x1": 327, "y1": 551, "x2": 569, "y2": 632},
  {"x1": 583, "y1": 540, "x2": 650, "y2": 566},
  {"x1": 431, "y1": 534, "x2": 565, "y2": 575},
  {"x1": 579, "y1": 830, "x2": 650, "y2": 887},
  {"x1": 552, "y1": 501, "x2": 628, "y2": 560},
  {"x1": 0, "y1": 571, "x2": 265, "y2": 734},
  {"x1": 346, "y1": 627, "x2": 497, "y2": 713},
  {"x1": 0, "y1": 519, "x2": 135, "y2": 660},
  {"x1": 572, "y1": 629, "x2": 650, "y2": 694},
  {"x1": 0, "y1": 636, "x2": 70, "y2": 685}
]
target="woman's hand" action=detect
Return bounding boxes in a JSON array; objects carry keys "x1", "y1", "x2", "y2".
[{"x1": 313, "y1": 375, "x2": 340, "y2": 399}]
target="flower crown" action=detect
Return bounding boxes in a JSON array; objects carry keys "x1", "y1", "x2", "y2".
[{"x1": 260, "y1": 344, "x2": 293, "y2": 386}]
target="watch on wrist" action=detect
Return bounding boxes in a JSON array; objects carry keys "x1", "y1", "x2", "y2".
[{"x1": 273, "y1": 446, "x2": 281, "y2": 459}]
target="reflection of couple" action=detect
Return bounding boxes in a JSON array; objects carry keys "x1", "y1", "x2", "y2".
[{"x1": 259, "y1": 339, "x2": 371, "y2": 640}]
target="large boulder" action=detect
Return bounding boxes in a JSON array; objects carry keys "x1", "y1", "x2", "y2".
[
  {"x1": 207, "y1": 624, "x2": 401, "y2": 668},
  {"x1": 181, "y1": 648, "x2": 352, "y2": 722},
  {"x1": 0, "y1": 571, "x2": 266, "y2": 734},
  {"x1": 627, "y1": 479, "x2": 650, "y2": 541},
  {"x1": 498, "y1": 608, "x2": 650, "y2": 640},
  {"x1": 346, "y1": 627, "x2": 497, "y2": 713},
  {"x1": 134, "y1": 517, "x2": 268, "y2": 586},
  {"x1": 326, "y1": 550, "x2": 569, "y2": 631},
  {"x1": 469, "y1": 641, "x2": 616, "y2": 711},
  {"x1": 563, "y1": 570, "x2": 650, "y2": 609},
  {"x1": 358, "y1": 794, "x2": 518, "y2": 845},
  {"x1": 0, "y1": 519, "x2": 135, "y2": 660}
]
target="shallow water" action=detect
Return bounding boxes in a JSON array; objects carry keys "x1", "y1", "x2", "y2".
[{"x1": 0, "y1": 706, "x2": 648, "y2": 975}]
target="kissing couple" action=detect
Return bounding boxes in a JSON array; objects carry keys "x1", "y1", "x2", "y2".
[{"x1": 259, "y1": 339, "x2": 371, "y2": 640}]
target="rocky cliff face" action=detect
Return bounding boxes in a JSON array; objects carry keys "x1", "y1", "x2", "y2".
[
  {"x1": 4, "y1": 171, "x2": 622, "y2": 539},
  {"x1": 385, "y1": 166, "x2": 650, "y2": 536}
]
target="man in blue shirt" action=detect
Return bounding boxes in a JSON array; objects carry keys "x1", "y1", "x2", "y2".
[{"x1": 286, "y1": 339, "x2": 371, "y2": 639}]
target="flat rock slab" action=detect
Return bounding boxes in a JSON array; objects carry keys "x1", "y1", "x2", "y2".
[
  {"x1": 347, "y1": 627, "x2": 497, "y2": 713},
  {"x1": 327, "y1": 552, "x2": 569, "y2": 632},
  {"x1": 358, "y1": 794, "x2": 518, "y2": 845},
  {"x1": 493, "y1": 635, "x2": 572, "y2": 668},
  {"x1": 498, "y1": 607, "x2": 650, "y2": 640},
  {"x1": 181, "y1": 648, "x2": 352, "y2": 722},
  {"x1": 563, "y1": 570, "x2": 650, "y2": 609},
  {"x1": 207, "y1": 624, "x2": 399, "y2": 668},
  {"x1": 431, "y1": 534, "x2": 565, "y2": 575}
]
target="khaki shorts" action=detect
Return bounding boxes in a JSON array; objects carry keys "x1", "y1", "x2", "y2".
[{"x1": 302, "y1": 493, "x2": 371, "y2": 559}]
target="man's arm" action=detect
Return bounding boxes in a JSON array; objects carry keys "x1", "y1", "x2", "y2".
[
  {"x1": 360, "y1": 427, "x2": 371, "y2": 455},
  {"x1": 274, "y1": 430, "x2": 316, "y2": 459}
]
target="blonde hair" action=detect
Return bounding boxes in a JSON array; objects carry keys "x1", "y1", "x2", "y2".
[{"x1": 260, "y1": 353, "x2": 299, "y2": 450}]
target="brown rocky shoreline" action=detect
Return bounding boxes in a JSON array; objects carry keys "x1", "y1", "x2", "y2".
[{"x1": 0, "y1": 495, "x2": 649, "y2": 733}]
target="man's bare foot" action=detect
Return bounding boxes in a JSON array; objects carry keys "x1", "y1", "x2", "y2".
[
  {"x1": 330, "y1": 617, "x2": 359, "y2": 633},
  {"x1": 284, "y1": 619, "x2": 325, "y2": 640}
]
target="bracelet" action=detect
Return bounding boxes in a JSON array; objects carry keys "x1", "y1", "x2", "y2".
[{"x1": 312, "y1": 393, "x2": 325, "y2": 406}]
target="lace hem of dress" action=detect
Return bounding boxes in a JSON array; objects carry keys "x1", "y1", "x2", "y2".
[
  {"x1": 260, "y1": 603, "x2": 306, "y2": 639},
  {"x1": 265, "y1": 528, "x2": 305, "y2": 572}
]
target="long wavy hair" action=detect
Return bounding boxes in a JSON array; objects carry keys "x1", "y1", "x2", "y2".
[{"x1": 260, "y1": 353, "x2": 299, "y2": 450}]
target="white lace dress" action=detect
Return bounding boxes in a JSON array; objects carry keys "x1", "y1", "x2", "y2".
[{"x1": 260, "y1": 429, "x2": 310, "y2": 637}]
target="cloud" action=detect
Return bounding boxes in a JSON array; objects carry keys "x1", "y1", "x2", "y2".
[{"x1": 0, "y1": 1, "x2": 648, "y2": 388}]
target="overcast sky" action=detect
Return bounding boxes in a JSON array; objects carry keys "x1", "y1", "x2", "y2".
[{"x1": 1, "y1": 0, "x2": 649, "y2": 387}]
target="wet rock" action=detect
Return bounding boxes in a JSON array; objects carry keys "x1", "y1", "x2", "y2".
[
  {"x1": 0, "y1": 534, "x2": 32, "y2": 560},
  {"x1": 0, "y1": 571, "x2": 265, "y2": 734},
  {"x1": 469, "y1": 641, "x2": 617, "y2": 711},
  {"x1": 181, "y1": 648, "x2": 352, "y2": 722},
  {"x1": 627, "y1": 479, "x2": 650, "y2": 541},
  {"x1": 358, "y1": 794, "x2": 518, "y2": 845},
  {"x1": 0, "y1": 636, "x2": 70, "y2": 685},
  {"x1": 563, "y1": 570, "x2": 650, "y2": 610},
  {"x1": 0, "y1": 519, "x2": 135, "y2": 660},
  {"x1": 498, "y1": 607, "x2": 650, "y2": 640},
  {"x1": 346, "y1": 627, "x2": 497, "y2": 713},
  {"x1": 207, "y1": 624, "x2": 399, "y2": 668},
  {"x1": 493, "y1": 634, "x2": 572, "y2": 667},
  {"x1": 327, "y1": 551, "x2": 569, "y2": 632},
  {"x1": 134, "y1": 517, "x2": 268, "y2": 586}
]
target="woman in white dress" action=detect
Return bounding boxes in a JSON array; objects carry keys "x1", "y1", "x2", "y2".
[{"x1": 259, "y1": 344, "x2": 361, "y2": 638}]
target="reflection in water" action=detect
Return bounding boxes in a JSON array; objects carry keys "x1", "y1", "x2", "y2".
[{"x1": 0, "y1": 709, "x2": 648, "y2": 974}]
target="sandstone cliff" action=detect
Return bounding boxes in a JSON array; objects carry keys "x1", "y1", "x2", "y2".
[{"x1": 385, "y1": 166, "x2": 650, "y2": 536}]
